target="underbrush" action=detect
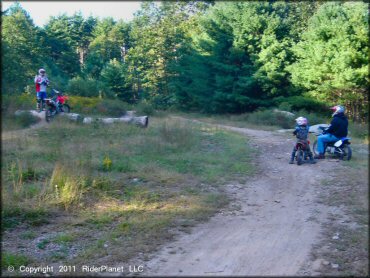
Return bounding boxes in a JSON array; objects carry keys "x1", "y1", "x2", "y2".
[
  {"x1": 2, "y1": 112, "x2": 41, "y2": 131},
  {"x1": 231, "y1": 109, "x2": 328, "y2": 128},
  {"x1": 68, "y1": 96, "x2": 130, "y2": 117},
  {"x1": 68, "y1": 96, "x2": 163, "y2": 118},
  {"x1": 1, "y1": 116, "x2": 254, "y2": 271},
  {"x1": 181, "y1": 109, "x2": 368, "y2": 141},
  {"x1": 2, "y1": 94, "x2": 35, "y2": 113}
]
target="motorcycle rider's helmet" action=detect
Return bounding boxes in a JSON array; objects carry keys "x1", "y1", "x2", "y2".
[
  {"x1": 295, "y1": 116, "x2": 308, "y2": 126},
  {"x1": 39, "y1": 68, "x2": 46, "y2": 74},
  {"x1": 330, "y1": 105, "x2": 345, "y2": 117}
]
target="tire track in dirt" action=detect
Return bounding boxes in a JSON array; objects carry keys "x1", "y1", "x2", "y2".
[{"x1": 126, "y1": 117, "x2": 340, "y2": 276}]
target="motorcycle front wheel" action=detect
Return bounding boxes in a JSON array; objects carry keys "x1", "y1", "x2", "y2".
[
  {"x1": 45, "y1": 109, "x2": 53, "y2": 122},
  {"x1": 340, "y1": 144, "x2": 352, "y2": 161},
  {"x1": 312, "y1": 140, "x2": 318, "y2": 156},
  {"x1": 61, "y1": 104, "x2": 70, "y2": 113}
]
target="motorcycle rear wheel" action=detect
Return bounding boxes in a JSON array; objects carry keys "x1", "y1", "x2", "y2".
[
  {"x1": 296, "y1": 148, "x2": 304, "y2": 165},
  {"x1": 340, "y1": 145, "x2": 352, "y2": 161}
]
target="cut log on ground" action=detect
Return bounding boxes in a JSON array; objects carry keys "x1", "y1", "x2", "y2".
[
  {"x1": 15, "y1": 110, "x2": 149, "y2": 127},
  {"x1": 273, "y1": 109, "x2": 295, "y2": 117},
  {"x1": 94, "y1": 115, "x2": 149, "y2": 127},
  {"x1": 309, "y1": 124, "x2": 330, "y2": 135},
  {"x1": 59, "y1": 113, "x2": 82, "y2": 121},
  {"x1": 15, "y1": 110, "x2": 45, "y2": 120}
]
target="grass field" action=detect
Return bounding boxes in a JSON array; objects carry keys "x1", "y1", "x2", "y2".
[{"x1": 1, "y1": 115, "x2": 255, "y2": 275}]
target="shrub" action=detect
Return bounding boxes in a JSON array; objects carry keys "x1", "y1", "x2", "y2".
[
  {"x1": 246, "y1": 109, "x2": 293, "y2": 128},
  {"x1": 95, "y1": 99, "x2": 128, "y2": 117},
  {"x1": 135, "y1": 101, "x2": 155, "y2": 116},
  {"x1": 2, "y1": 94, "x2": 34, "y2": 114},
  {"x1": 67, "y1": 96, "x2": 129, "y2": 116},
  {"x1": 2, "y1": 111, "x2": 40, "y2": 131},
  {"x1": 67, "y1": 96, "x2": 102, "y2": 114},
  {"x1": 274, "y1": 96, "x2": 326, "y2": 113},
  {"x1": 349, "y1": 121, "x2": 368, "y2": 140},
  {"x1": 295, "y1": 110, "x2": 328, "y2": 125},
  {"x1": 67, "y1": 77, "x2": 101, "y2": 97},
  {"x1": 14, "y1": 112, "x2": 40, "y2": 128}
]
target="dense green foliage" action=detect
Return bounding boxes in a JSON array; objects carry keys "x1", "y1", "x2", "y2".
[{"x1": 2, "y1": 1, "x2": 368, "y2": 120}]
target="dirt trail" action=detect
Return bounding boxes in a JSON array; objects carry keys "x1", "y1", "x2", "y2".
[{"x1": 132, "y1": 118, "x2": 340, "y2": 276}]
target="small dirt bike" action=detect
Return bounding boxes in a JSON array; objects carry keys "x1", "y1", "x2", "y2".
[
  {"x1": 311, "y1": 125, "x2": 352, "y2": 161},
  {"x1": 294, "y1": 140, "x2": 311, "y2": 165},
  {"x1": 45, "y1": 89, "x2": 71, "y2": 122}
]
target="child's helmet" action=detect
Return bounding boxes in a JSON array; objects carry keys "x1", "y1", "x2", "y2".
[
  {"x1": 295, "y1": 116, "x2": 308, "y2": 126},
  {"x1": 330, "y1": 105, "x2": 345, "y2": 117},
  {"x1": 39, "y1": 68, "x2": 46, "y2": 74}
]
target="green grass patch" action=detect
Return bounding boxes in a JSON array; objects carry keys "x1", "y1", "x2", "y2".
[
  {"x1": 53, "y1": 233, "x2": 76, "y2": 245},
  {"x1": 2, "y1": 115, "x2": 254, "y2": 266},
  {"x1": 2, "y1": 206, "x2": 50, "y2": 230},
  {"x1": 20, "y1": 231, "x2": 37, "y2": 240},
  {"x1": 1, "y1": 252, "x2": 31, "y2": 269}
]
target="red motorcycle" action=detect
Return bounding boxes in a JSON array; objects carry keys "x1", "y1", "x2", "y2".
[{"x1": 45, "y1": 89, "x2": 71, "y2": 122}]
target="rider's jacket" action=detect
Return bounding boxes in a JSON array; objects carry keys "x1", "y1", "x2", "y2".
[
  {"x1": 293, "y1": 125, "x2": 309, "y2": 141},
  {"x1": 327, "y1": 113, "x2": 348, "y2": 138},
  {"x1": 34, "y1": 75, "x2": 49, "y2": 92}
]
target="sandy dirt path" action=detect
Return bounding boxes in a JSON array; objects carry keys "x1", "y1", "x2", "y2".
[{"x1": 130, "y1": 118, "x2": 339, "y2": 276}]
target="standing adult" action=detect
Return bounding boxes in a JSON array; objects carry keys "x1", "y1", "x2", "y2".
[{"x1": 34, "y1": 68, "x2": 49, "y2": 111}]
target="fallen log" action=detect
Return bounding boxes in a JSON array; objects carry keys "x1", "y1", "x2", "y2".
[
  {"x1": 309, "y1": 124, "x2": 330, "y2": 135},
  {"x1": 15, "y1": 110, "x2": 149, "y2": 127},
  {"x1": 60, "y1": 113, "x2": 83, "y2": 122},
  {"x1": 94, "y1": 115, "x2": 149, "y2": 127},
  {"x1": 15, "y1": 109, "x2": 45, "y2": 120},
  {"x1": 273, "y1": 109, "x2": 295, "y2": 117}
]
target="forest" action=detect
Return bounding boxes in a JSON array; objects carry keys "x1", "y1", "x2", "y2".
[{"x1": 2, "y1": 1, "x2": 368, "y2": 121}]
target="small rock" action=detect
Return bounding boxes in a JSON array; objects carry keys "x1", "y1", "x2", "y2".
[
  {"x1": 274, "y1": 200, "x2": 281, "y2": 203},
  {"x1": 332, "y1": 235, "x2": 339, "y2": 240},
  {"x1": 132, "y1": 178, "x2": 139, "y2": 183},
  {"x1": 322, "y1": 260, "x2": 330, "y2": 266},
  {"x1": 312, "y1": 259, "x2": 323, "y2": 270},
  {"x1": 331, "y1": 263, "x2": 339, "y2": 269},
  {"x1": 104, "y1": 244, "x2": 108, "y2": 248}
]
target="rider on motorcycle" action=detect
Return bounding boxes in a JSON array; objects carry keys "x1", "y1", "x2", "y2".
[
  {"x1": 314, "y1": 105, "x2": 348, "y2": 159},
  {"x1": 34, "y1": 68, "x2": 50, "y2": 111},
  {"x1": 289, "y1": 116, "x2": 316, "y2": 164}
]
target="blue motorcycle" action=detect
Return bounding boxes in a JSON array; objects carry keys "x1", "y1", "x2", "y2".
[{"x1": 311, "y1": 125, "x2": 352, "y2": 161}]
